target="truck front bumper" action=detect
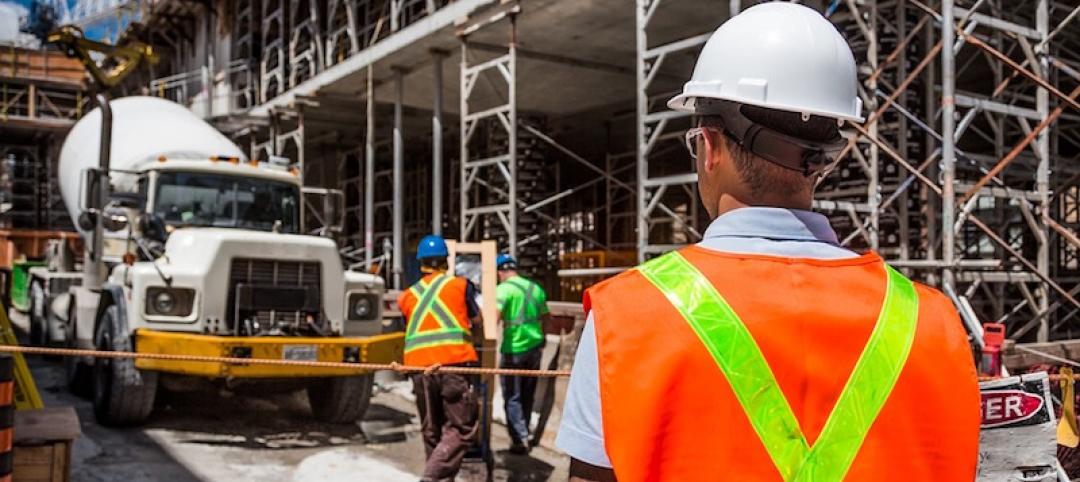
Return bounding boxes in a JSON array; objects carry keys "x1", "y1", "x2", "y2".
[{"x1": 134, "y1": 330, "x2": 404, "y2": 378}]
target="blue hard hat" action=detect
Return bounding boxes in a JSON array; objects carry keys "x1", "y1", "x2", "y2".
[
  {"x1": 496, "y1": 253, "x2": 517, "y2": 269},
  {"x1": 416, "y1": 235, "x2": 449, "y2": 260}
]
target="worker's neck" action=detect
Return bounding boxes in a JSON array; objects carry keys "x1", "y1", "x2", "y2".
[
  {"x1": 421, "y1": 267, "x2": 448, "y2": 275},
  {"x1": 714, "y1": 192, "x2": 813, "y2": 218}
]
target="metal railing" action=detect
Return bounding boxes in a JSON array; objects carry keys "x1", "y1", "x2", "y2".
[{"x1": 148, "y1": 59, "x2": 252, "y2": 116}]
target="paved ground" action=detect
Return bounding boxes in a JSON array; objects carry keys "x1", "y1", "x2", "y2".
[{"x1": 29, "y1": 356, "x2": 570, "y2": 481}]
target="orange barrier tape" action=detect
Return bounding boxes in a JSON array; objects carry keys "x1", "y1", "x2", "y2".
[
  {"x1": 0, "y1": 345, "x2": 572, "y2": 378},
  {"x1": 16, "y1": 345, "x2": 1080, "y2": 383},
  {"x1": 979, "y1": 374, "x2": 1080, "y2": 382},
  {"x1": 0, "y1": 382, "x2": 11, "y2": 407}
]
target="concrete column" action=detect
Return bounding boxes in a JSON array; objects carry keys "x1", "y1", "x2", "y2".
[
  {"x1": 392, "y1": 68, "x2": 405, "y2": 289},
  {"x1": 432, "y1": 50, "x2": 446, "y2": 236}
]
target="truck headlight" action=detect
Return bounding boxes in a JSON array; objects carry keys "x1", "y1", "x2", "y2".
[
  {"x1": 146, "y1": 287, "x2": 195, "y2": 317},
  {"x1": 347, "y1": 293, "x2": 378, "y2": 321}
]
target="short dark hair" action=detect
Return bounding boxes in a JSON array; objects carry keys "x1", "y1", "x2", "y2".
[
  {"x1": 698, "y1": 105, "x2": 837, "y2": 196},
  {"x1": 420, "y1": 257, "x2": 448, "y2": 270}
]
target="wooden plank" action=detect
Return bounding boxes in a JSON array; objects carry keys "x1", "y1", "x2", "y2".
[
  {"x1": 14, "y1": 445, "x2": 57, "y2": 482},
  {"x1": 27, "y1": 83, "x2": 35, "y2": 119},
  {"x1": 13, "y1": 441, "x2": 72, "y2": 482},
  {"x1": 52, "y1": 443, "x2": 68, "y2": 482},
  {"x1": 14, "y1": 407, "x2": 80, "y2": 443},
  {"x1": 1005, "y1": 339, "x2": 1080, "y2": 371},
  {"x1": 445, "y1": 240, "x2": 498, "y2": 340},
  {"x1": 0, "y1": 47, "x2": 85, "y2": 85},
  {"x1": 14, "y1": 444, "x2": 54, "y2": 464}
]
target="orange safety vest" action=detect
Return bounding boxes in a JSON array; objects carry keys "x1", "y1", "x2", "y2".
[
  {"x1": 585, "y1": 247, "x2": 980, "y2": 481},
  {"x1": 398, "y1": 272, "x2": 478, "y2": 367}
]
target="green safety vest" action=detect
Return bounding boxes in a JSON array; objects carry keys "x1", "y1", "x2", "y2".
[
  {"x1": 637, "y1": 252, "x2": 919, "y2": 481},
  {"x1": 497, "y1": 276, "x2": 547, "y2": 354}
]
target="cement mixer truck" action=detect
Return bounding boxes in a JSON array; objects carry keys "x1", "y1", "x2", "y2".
[{"x1": 26, "y1": 96, "x2": 403, "y2": 425}]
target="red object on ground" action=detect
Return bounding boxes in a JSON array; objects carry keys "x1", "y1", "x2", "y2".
[{"x1": 981, "y1": 323, "x2": 1006, "y2": 377}]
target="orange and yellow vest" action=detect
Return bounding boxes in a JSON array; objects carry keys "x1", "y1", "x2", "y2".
[
  {"x1": 398, "y1": 272, "x2": 478, "y2": 367},
  {"x1": 585, "y1": 247, "x2": 980, "y2": 481}
]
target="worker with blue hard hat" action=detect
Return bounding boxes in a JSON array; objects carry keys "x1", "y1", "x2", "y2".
[
  {"x1": 494, "y1": 251, "x2": 550, "y2": 454},
  {"x1": 397, "y1": 234, "x2": 481, "y2": 481},
  {"x1": 416, "y1": 234, "x2": 450, "y2": 260}
]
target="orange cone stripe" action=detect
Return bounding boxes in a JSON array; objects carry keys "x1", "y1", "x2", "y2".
[
  {"x1": 0, "y1": 428, "x2": 12, "y2": 452},
  {"x1": 0, "y1": 381, "x2": 12, "y2": 406}
]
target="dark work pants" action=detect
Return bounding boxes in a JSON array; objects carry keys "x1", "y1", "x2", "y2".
[
  {"x1": 412, "y1": 372, "x2": 479, "y2": 481},
  {"x1": 500, "y1": 346, "x2": 542, "y2": 446}
]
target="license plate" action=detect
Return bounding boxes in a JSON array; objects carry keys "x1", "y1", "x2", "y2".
[{"x1": 283, "y1": 345, "x2": 318, "y2": 361}]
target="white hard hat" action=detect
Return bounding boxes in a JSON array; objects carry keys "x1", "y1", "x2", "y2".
[{"x1": 668, "y1": 2, "x2": 863, "y2": 123}]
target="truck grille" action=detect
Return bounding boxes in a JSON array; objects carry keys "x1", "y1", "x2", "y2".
[{"x1": 227, "y1": 258, "x2": 322, "y2": 334}]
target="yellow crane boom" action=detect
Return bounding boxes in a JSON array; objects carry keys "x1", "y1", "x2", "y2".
[{"x1": 46, "y1": 25, "x2": 158, "y2": 88}]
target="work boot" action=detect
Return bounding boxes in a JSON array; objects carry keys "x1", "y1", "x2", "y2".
[{"x1": 509, "y1": 442, "x2": 529, "y2": 455}]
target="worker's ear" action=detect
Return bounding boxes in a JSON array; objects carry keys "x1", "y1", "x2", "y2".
[{"x1": 701, "y1": 130, "x2": 727, "y2": 173}]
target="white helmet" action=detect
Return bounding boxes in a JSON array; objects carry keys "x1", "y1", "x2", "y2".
[{"x1": 668, "y1": 2, "x2": 863, "y2": 123}]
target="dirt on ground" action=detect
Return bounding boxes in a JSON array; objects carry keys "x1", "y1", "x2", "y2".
[{"x1": 29, "y1": 355, "x2": 569, "y2": 482}]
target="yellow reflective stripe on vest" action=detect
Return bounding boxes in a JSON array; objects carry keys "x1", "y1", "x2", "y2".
[
  {"x1": 406, "y1": 275, "x2": 456, "y2": 335},
  {"x1": 405, "y1": 275, "x2": 469, "y2": 353},
  {"x1": 636, "y1": 252, "x2": 918, "y2": 482}
]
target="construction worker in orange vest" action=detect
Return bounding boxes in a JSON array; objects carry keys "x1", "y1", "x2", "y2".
[
  {"x1": 556, "y1": 3, "x2": 980, "y2": 481},
  {"x1": 398, "y1": 234, "x2": 480, "y2": 482}
]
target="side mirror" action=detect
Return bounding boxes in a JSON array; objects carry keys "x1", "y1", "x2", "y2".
[
  {"x1": 101, "y1": 212, "x2": 129, "y2": 231},
  {"x1": 77, "y1": 210, "x2": 96, "y2": 231},
  {"x1": 101, "y1": 207, "x2": 129, "y2": 232},
  {"x1": 138, "y1": 212, "x2": 168, "y2": 243},
  {"x1": 110, "y1": 191, "x2": 145, "y2": 209},
  {"x1": 79, "y1": 168, "x2": 105, "y2": 211}
]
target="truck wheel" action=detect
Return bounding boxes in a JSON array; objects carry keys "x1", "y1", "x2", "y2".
[
  {"x1": 92, "y1": 305, "x2": 157, "y2": 426},
  {"x1": 63, "y1": 303, "x2": 92, "y2": 397},
  {"x1": 28, "y1": 280, "x2": 46, "y2": 346},
  {"x1": 306, "y1": 375, "x2": 373, "y2": 423}
]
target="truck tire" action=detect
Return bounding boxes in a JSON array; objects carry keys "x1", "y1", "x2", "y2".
[
  {"x1": 28, "y1": 280, "x2": 46, "y2": 346},
  {"x1": 64, "y1": 303, "x2": 92, "y2": 397},
  {"x1": 306, "y1": 375, "x2": 373, "y2": 423},
  {"x1": 92, "y1": 304, "x2": 157, "y2": 426}
]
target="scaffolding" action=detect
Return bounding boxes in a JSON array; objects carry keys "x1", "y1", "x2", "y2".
[
  {"x1": 0, "y1": 46, "x2": 86, "y2": 232},
  {"x1": 458, "y1": 13, "x2": 519, "y2": 256},
  {"x1": 115, "y1": 0, "x2": 1080, "y2": 346}
]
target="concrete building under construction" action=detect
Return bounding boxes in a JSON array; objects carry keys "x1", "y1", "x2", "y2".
[{"x1": 6, "y1": 0, "x2": 1080, "y2": 352}]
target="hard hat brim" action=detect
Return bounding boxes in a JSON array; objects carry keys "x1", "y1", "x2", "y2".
[{"x1": 667, "y1": 91, "x2": 865, "y2": 124}]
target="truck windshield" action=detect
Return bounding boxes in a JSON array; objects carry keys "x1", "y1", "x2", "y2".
[{"x1": 154, "y1": 172, "x2": 300, "y2": 233}]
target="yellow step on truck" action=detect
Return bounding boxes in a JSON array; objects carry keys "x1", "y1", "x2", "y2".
[{"x1": 30, "y1": 96, "x2": 402, "y2": 426}]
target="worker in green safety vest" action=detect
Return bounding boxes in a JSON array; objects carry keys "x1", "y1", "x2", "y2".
[{"x1": 495, "y1": 253, "x2": 550, "y2": 454}]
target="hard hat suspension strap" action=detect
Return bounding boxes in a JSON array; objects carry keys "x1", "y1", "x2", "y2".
[{"x1": 696, "y1": 99, "x2": 845, "y2": 176}]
